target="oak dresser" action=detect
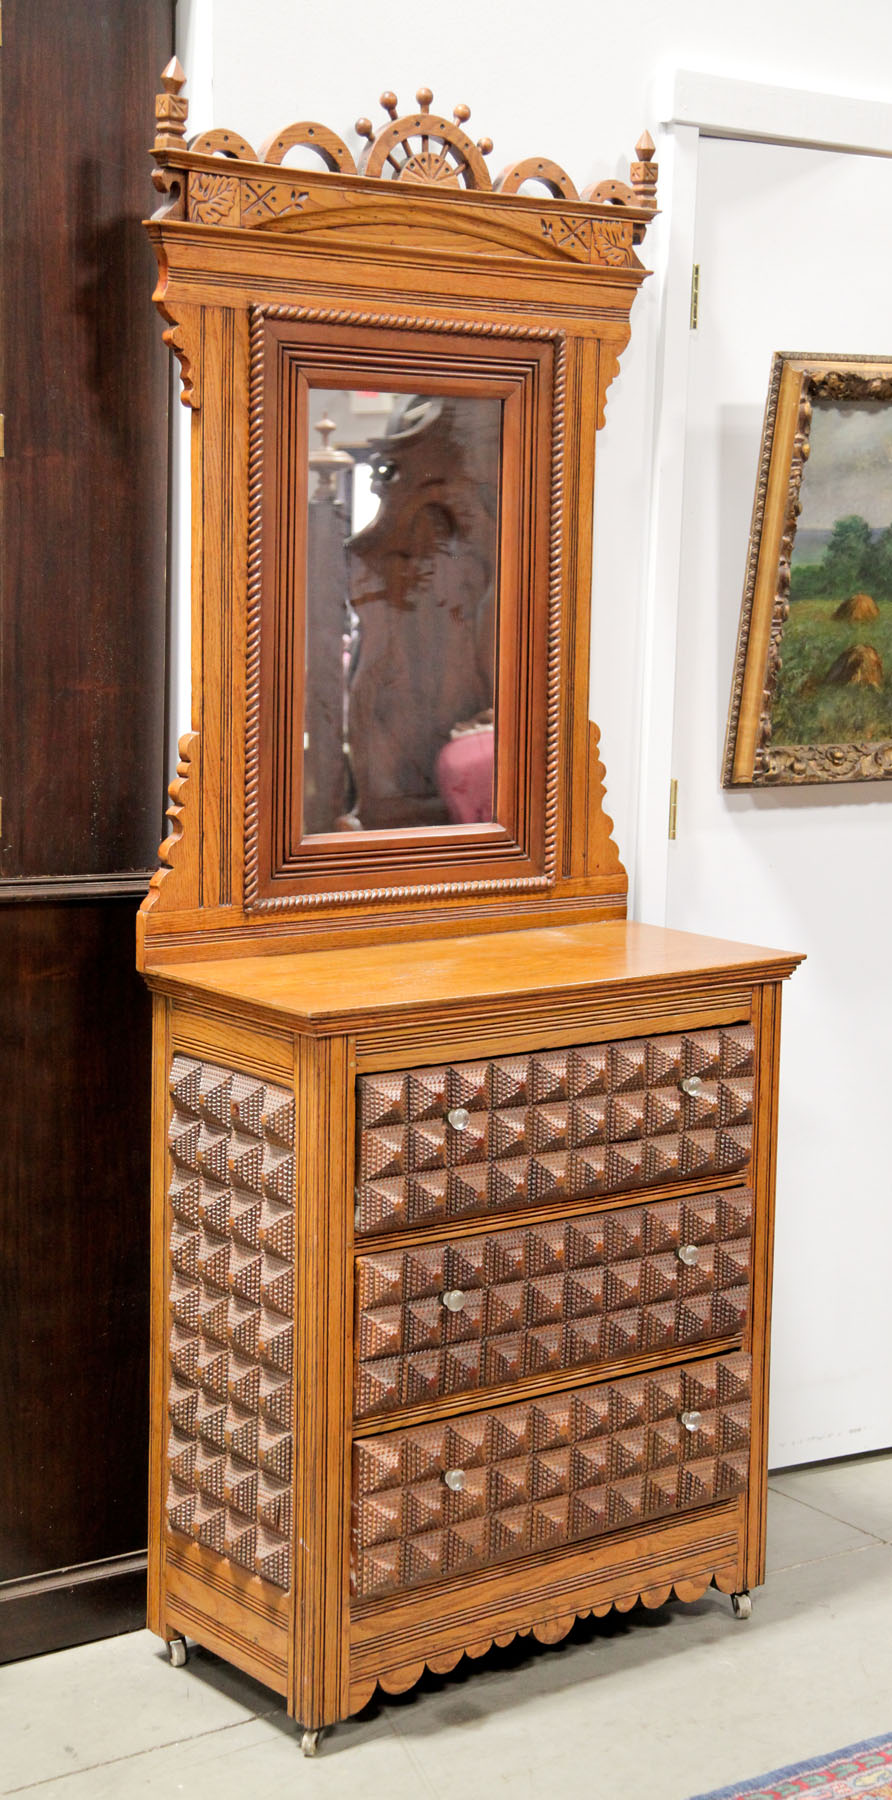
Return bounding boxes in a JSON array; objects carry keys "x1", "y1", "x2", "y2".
[{"x1": 140, "y1": 65, "x2": 801, "y2": 1751}]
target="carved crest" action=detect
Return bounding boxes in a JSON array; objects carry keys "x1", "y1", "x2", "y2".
[{"x1": 152, "y1": 67, "x2": 658, "y2": 235}]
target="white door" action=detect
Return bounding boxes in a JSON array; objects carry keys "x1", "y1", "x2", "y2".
[{"x1": 666, "y1": 135, "x2": 892, "y2": 1465}]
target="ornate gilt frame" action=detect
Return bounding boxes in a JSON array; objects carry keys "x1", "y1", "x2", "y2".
[{"x1": 723, "y1": 351, "x2": 892, "y2": 787}]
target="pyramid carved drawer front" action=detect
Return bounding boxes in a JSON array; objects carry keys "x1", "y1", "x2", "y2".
[
  {"x1": 355, "y1": 1026, "x2": 754, "y2": 1237},
  {"x1": 354, "y1": 1188, "x2": 753, "y2": 1420},
  {"x1": 165, "y1": 1055, "x2": 296, "y2": 1591},
  {"x1": 352, "y1": 1352, "x2": 752, "y2": 1602}
]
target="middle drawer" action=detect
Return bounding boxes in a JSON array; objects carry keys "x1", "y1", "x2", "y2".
[{"x1": 355, "y1": 1187, "x2": 753, "y2": 1420}]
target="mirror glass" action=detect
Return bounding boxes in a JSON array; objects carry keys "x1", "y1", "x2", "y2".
[{"x1": 302, "y1": 386, "x2": 502, "y2": 835}]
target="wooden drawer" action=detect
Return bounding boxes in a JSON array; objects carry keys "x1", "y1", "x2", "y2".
[
  {"x1": 355, "y1": 1025, "x2": 754, "y2": 1237},
  {"x1": 352, "y1": 1352, "x2": 752, "y2": 1602},
  {"x1": 354, "y1": 1188, "x2": 752, "y2": 1419}
]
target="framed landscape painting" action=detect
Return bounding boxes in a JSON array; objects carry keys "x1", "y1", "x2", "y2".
[{"x1": 723, "y1": 352, "x2": 892, "y2": 786}]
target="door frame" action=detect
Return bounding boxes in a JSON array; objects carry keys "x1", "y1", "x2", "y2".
[{"x1": 633, "y1": 70, "x2": 892, "y2": 922}]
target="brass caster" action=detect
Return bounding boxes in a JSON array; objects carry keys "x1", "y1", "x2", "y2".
[
  {"x1": 301, "y1": 1728, "x2": 322, "y2": 1757},
  {"x1": 731, "y1": 1591, "x2": 752, "y2": 1620},
  {"x1": 167, "y1": 1636, "x2": 188, "y2": 1667}
]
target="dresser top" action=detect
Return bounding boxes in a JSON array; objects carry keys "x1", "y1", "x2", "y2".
[{"x1": 146, "y1": 920, "x2": 802, "y2": 1037}]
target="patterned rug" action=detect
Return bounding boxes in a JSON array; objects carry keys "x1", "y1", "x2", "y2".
[{"x1": 687, "y1": 1733, "x2": 892, "y2": 1799}]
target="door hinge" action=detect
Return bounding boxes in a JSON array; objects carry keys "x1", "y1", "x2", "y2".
[
  {"x1": 0, "y1": 415, "x2": 5, "y2": 458},
  {"x1": 668, "y1": 778, "x2": 678, "y2": 839},
  {"x1": 689, "y1": 263, "x2": 700, "y2": 331}
]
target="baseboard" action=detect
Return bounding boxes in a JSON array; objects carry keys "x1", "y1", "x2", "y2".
[{"x1": 0, "y1": 1553, "x2": 148, "y2": 1663}]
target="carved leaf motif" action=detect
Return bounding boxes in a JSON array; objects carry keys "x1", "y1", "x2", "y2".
[{"x1": 188, "y1": 171, "x2": 240, "y2": 225}]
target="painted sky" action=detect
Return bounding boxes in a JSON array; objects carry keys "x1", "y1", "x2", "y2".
[{"x1": 796, "y1": 398, "x2": 892, "y2": 531}]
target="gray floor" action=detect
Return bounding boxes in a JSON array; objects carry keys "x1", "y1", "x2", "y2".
[{"x1": 2, "y1": 1453, "x2": 890, "y2": 1800}]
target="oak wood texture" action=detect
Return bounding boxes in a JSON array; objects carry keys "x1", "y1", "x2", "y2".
[
  {"x1": 140, "y1": 72, "x2": 800, "y2": 1743},
  {"x1": 145, "y1": 942, "x2": 798, "y2": 1727},
  {"x1": 353, "y1": 1188, "x2": 753, "y2": 1419},
  {"x1": 139, "y1": 77, "x2": 659, "y2": 967},
  {"x1": 354, "y1": 1025, "x2": 754, "y2": 1235},
  {"x1": 351, "y1": 1353, "x2": 752, "y2": 1600},
  {"x1": 143, "y1": 919, "x2": 801, "y2": 1033},
  {"x1": 164, "y1": 1054, "x2": 297, "y2": 1589}
]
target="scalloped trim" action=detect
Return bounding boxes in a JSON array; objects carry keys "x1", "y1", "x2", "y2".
[{"x1": 348, "y1": 1565, "x2": 738, "y2": 1714}]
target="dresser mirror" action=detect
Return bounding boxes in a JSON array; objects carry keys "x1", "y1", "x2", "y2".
[
  {"x1": 303, "y1": 382, "x2": 501, "y2": 837},
  {"x1": 141, "y1": 69, "x2": 657, "y2": 960},
  {"x1": 253, "y1": 317, "x2": 553, "y2": 904}
]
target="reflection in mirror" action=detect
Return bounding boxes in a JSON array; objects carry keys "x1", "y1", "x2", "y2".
[{"x1": 303, "y1": 387, "x2": 502, "y2": 835}]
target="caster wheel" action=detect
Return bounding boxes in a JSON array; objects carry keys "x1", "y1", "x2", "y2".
[
  {"x1": 167, "y1": 1636, "x2": 188, "y2": 1667},
  {"x1": 301, "y1": 1728, "x2": 322, "y2": 1757},
  {"x1": 731, "y1": 1591, "x2": 752, "y2": 1620}
]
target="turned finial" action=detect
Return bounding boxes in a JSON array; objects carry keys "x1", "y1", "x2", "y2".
[
  {"x1": 162, "y1": 56, "x2": 186, "y2": 93},
  {"x1": 380, "y1": 91, "x2": 399, "y2": 120},
  {"x1": 154, "y1": 57, "x2": 188, "y2": 153},
  {"x1": 308, "y1": 414, "x2": 354, "y2": 500},
  {"x1": 631, "y1": 129, "x2": 658, "y2": 211},
  {"x1": 477, "y1": 136, "x2": 493, "y2": 156},
  {"x1": 416, "y1": 86, "x2": 434, "y2": 113},
  {"x1": 355, "y1": 116, "x2": 374, "y2": 141},
  {"x1": 453, "y1": 103, "x2": 471, "y2": 126}
]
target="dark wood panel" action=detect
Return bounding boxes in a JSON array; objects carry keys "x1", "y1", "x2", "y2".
[
  {"x1": 0, "y1": 1561, "x2": 147, "y2": 1666},
  {"x1": 0, "y1": 903, "x2": 151, "y2": 1606},
  {"x1": 0, "y1": 0, "x2": 173, "y2": 879}
]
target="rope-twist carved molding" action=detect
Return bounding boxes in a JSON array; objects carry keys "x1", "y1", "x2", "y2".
[{"x1": 242, "y1": 303, "x2": 566, "y2": 913}]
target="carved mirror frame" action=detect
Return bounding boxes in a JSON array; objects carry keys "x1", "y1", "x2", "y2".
[{"x1": 139, "y1": 65, "x2": 656, "y2": 966}]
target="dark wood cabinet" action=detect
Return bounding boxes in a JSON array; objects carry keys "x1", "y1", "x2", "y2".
[{"x1": 0, "y1": 0, "x2": 173, "y2": 1661}]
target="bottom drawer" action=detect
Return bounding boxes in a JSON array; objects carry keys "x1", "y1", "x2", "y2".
[{"x1": 352, "y1": 1352, "x2": 751, "y2": 1602}]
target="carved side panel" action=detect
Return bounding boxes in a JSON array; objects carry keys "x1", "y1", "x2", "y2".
[
  {"x1": 352, "y1": 1353, "x2": 752, "y2": 1600},
  {"x1": 165, "y1": 1055, "x2": 296, "y2": 1589},
  {"x1": 354, "y1": 1188, "x2": 753, "y2": 1418},
  {"x1": 355, "y1": 1026, "x2": 755, "y2": 1236}
]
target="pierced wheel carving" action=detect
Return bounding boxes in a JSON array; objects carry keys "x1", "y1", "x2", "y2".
[
  {"x1": 167, "y1": 1636, "x2": 188, "y2": 1667},
  {"x1": 731, "y1": 1591, "x2": 752, "y2": 1620},
  {"x1": 357, "y1": 88, "x2": 492, "y2": 190}
]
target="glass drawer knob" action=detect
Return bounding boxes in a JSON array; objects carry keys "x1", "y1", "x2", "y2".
[
  {"x1": 678, "y1": 1244, "x2": 700, "y2": 1266},
  {"x1": 448, "y1": 1107, "x2": 470, "y2": 1131},
  {"x1": 441, "y1": 1289, "x2": 467, "y2": 1312},
  {"x1": 680, "y1": 1074, "x2": 703, "y2": 1095},
  {"x1": 444, "y1": 1468, "x2": 465, "y2": 1492},
  {"x1": 681, "y1": 1410, "x2": 702, "y2": 1433}
]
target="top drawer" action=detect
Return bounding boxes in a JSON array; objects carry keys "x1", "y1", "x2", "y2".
[{"x1": 355, "y1": 1025, "x2": 754, "y2": 1237}]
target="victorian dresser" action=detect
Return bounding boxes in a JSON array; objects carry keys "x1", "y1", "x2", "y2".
[{"x1": 140, "y1": 64, "x2": 801, "y2": 1751}]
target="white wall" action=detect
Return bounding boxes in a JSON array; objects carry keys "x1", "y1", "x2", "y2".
[
  {"x1": 664, "y1": 135, "x2": 892, "y2": 1465},
  {"x1": 173, "y1": 2, "x2": 892, "y2": 1464}
]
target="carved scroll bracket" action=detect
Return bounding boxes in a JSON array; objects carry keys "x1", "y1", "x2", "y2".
[
  {"x1": 141, "y1": 732, "x2": 201, "y2": 916},
  {"x1": 153, "y1": 299, "x2": 200, "y2": 410}
]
